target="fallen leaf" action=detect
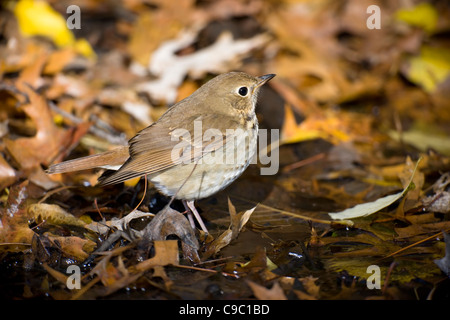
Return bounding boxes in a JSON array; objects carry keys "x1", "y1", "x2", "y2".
[
  {"x1": 4, "y1": 85, "x2": 76, "y2": 170},
  {"x1": 0, "y1": 154, "x2": 17, "y2": 190},
  {"x1": 246, "y1": 280, "x2": 287, "y2": 300},
  {"x1": 135, "y1": 240, "x2": 180, "y2": 272},
  {"x1": 43, "y1": 48, "x2": 76, "y2": 75},
  {"x1": 395, "y1": 2, "x2": 439, "y2": 34},
  {"x1": 422, "y1": 176, "x2": 450, "y2": 214},
  {"x1": 0, "y1": 181, "x2": 34, "y2": 247},
  {"x1": 329, "y1": 158, "x2": 421, "y2": 220},
  {"x1": 13, "y1": 0, "x2": 95, "y2": 58},
  {"x1": 299, "y1": 275, "x2": 320, "y2": 299},
  {"x1": 49, "y1": 235, "x2": 96, "y2": 261},
  {"x1": 388, "y1": 121, "x2": 450, "y2": 156},
  {"x1": 138, "y1": 31, "x2": 270, "y2": 103},
  {"x1": 228, "y1": 197, "x2": 255, "y2": 237},
  {"x1": 42, "y1": 263, "x2": 69, "y2": 285},
  {"x1": 395, "y1": 221, "x2": 450, "y2": 239},
  {"x1": 127, "y1": 0, "x2": 196, "y2": 66},
  {"x1": 28, "y1": 203, "x2": 87, "y2": 229},
  {"x1": 398, "y1": 156, "x2": 424, "y2": 201},
  {"x1": 141, "y1": 206, "x2": 199, "y2": 254},
  {"x1": 203, "y1": 198, "x2": 256, "y2": 258},
  {"x1": 402, "y1": 46, "x2": 450, "y2": 93},
  {"x1": 281, "y1": 105, "x2": 375, "y2": 146}
]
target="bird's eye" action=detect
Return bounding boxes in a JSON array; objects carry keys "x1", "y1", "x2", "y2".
[{"x1": 238, "y1": 87, "x2": 248, "y2": 96}]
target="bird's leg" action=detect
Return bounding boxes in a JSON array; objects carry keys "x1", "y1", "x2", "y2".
[
  {"x1": 183, "y1": 201, "x2": 196, "y2": 229},
  {"x1": 183, "y1": 200, "x2": 208, "y2": 233}
]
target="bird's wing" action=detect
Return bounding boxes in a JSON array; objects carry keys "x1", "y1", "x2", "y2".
[{"x1": 97, "y1": 113, "x2": 237, "y2": 186}]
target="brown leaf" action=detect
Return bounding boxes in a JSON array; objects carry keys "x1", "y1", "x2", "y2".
[
  {"x1": 28, "y1": 203, "x2": 87, "y2": 229},
  {"x1": 135, "y1": 240, "x2": 180, "y2": 272},
  {"x1": 0, "y1": 154, "x2": 17, "y2": 190},
  {"x1": 299, "y1": 275, "x2": 320, "y2": 299},
  {"x1": 49, "y1": 235, "x2": 96, "y2": 261},
  {"x1": 203, "y1": 199, "x2": 255, "y2": 258},
  {"x1": 141, "y1": 206, "x2": 199, "y2": 259},
  {"x1": 4, "y1": 85, "x2": 75, "y2": 170},
  {"x1": 228, "y1": 197, "x2": 255, "y2": 238},
  {"x1": 43, "y1": 48, "x2": 76, "y2": 75},
  {"x1": 246, "y1": 280, "x2": 287, "y2": 300},
  {"x1": 127, "y1": 0, "x2": 196, "y2": 66},
  {"x1": 0, "y1": 181, "x2": 34, "y2": 247}
]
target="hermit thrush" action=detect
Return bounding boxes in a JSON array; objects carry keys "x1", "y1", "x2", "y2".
[{"x1": 47, "y1": 72, "x2": 275, "y2": 232}]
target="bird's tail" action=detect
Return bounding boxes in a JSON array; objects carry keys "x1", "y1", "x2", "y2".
[{"x1": 46, "y1": 146, "x2": 129, "y2": 174}]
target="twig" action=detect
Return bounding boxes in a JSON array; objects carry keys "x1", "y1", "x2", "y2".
[
  {"x1": 230, "y1": 195, "x2": 354, "y2": 227},
  {"x1": 379, "y1": 229, "x2": 449, "y2": 261},
  {"x1": 282, "y1": 152, "x2": 326, "y2": 173}
]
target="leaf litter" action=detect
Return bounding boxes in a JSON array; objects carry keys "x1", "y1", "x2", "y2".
[{"x1": 1, "y1": 0, "x2": 450, "y2": 300}]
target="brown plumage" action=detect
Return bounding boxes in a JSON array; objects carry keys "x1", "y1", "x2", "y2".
[{"x1": 47, "y1": 72, "x2": 275, "y2": 232}]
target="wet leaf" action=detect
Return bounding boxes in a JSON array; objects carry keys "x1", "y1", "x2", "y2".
[
  {"x1": 135, "y1": 240, "x2": 180, "y2": 272},
  {"x1": 299, "y1": 276, "x2": 320, "y2": 299},
  {"x1": 246, "y1": 280, "x2": 287, "y2": 300},
  {"x1": 0, "y1": 181, "x2": 34, "y2": 247},
  {"x1": 329, "y1": 158, "x2": 421, "y2": 220},
  {"x1": 28, "y1": 203, "x2": 87, "y2": 229},
  {"x1": 1, "y1": 0, "x2": 450, "y2": 300},
  {"x1": 203, "y1": 199, "x2": 255, "y2": 258},
  {"x1": 141, "y1": 206, "x2": 199, "y2": 256},
  {"x1": 49, "y1": 235, "x2": 95, "y2": 261}
]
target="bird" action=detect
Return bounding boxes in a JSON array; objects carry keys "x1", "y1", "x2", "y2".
[{"x1": 47, "y1": 71, "x2": 275, "y2": 232}]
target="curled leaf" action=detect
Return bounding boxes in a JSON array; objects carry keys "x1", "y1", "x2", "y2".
[
  {"x1": 329, "y1": 158, "x2": 421, "y2": 220},
  {"x1": 203, "y1": 198, "x2": 256, "y2": 258}
]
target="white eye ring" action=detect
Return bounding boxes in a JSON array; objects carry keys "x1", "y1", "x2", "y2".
[{"x1": 237, "y1": 86, "x2": 248, "y2": 97}]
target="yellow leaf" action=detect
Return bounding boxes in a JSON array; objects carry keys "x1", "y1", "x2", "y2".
[
  {"x1": 406, "y1": 46, "x2": 450, "y2": 93},
  {"x1": 389, "y1": 120, "x2": 450, "y2": 156},
  {"x1": 281, "y1": 105, "x2": 354, "y2": 145},
  {"x1": 281, "y1": 105, "x2": 324, "y2": 144},
  {"x1": 14, "y1": 0, "x2": 74, "y2": 47},
  {"x1": 74, "y1": 38, "x2": 96, "y2": 59},
  {"x1": 396, "y1": 3, "x2": 438, "y2": 33},
  {"x1": 13, "y1": 0, "x2": 96, "y2": 59},
  {"x1": 28, "y1": 203, "x2": 86, "y2": 228}
]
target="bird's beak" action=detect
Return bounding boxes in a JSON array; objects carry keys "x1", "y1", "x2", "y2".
[{"x1": 256, "y1": 74, "x2": 276, "y2": 88}]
